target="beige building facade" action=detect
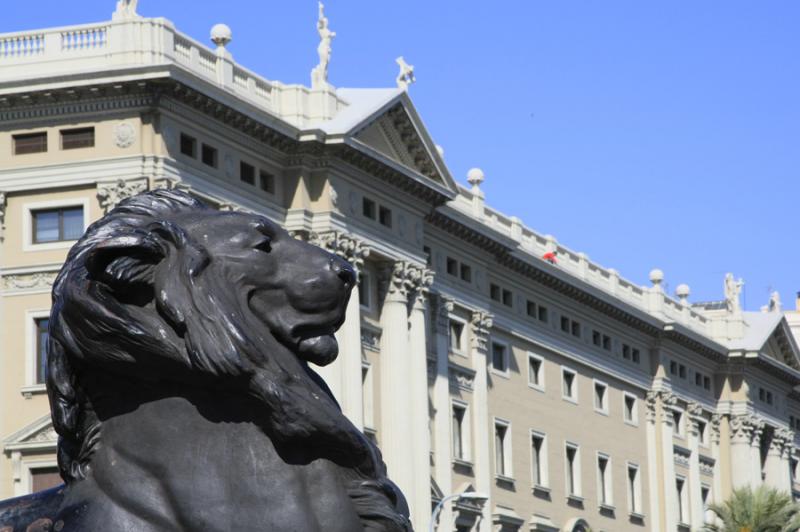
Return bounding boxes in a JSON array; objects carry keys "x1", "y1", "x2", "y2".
[{"x1": 2, "y1": 4, "x2": 800, "y2": 531}]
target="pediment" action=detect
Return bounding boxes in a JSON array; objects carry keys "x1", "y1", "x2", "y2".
[
  {"x1": 4, "y1": 414, "x2": 57, "y2": 451},
  {"x1": 763, "y1": 320, "x2": 800, "y2": 371}
]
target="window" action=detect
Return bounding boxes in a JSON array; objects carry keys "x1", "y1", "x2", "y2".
[
  {"x1": 423, "y1": 246, "x2": 432, "y2": 266},
  {"x1": 670, "y1": 361, "x2": 677, "y2": 375},
  {"x1": 676, "y1": 477, "x2": 688, "y2": 524},
  {"x1": 490, "y1": 283, "x2": 501, "y2": 301},
  {"x1": 701, "y1": 485, "x2": 712, "y2": 524},
  {"x1": 527, "y1": 300, "x2": 537, "y2": 318},
  {"x1": 459, "y1": 264, "x2": 471, "y2": 282},
  {"x1": 594, "y1": 381, "x2": 608, "y2": 414},
  {"x1": 502, "y1": 289, "x2": 513, "y2": 307},
  {"x1": 695, "y1": 373, "x2": 702, "y2": 387},
  {"x1": 703, "y1": 376, "x2": 711, "y2": 391},
  {"x1": 632, "y1": 348, "x2": 640, "y2": 363},
  {"x1": 592, "y1": 330, "x2": 601, "y2": 347},
  {"x1": 446, "y1": 257, "x2": 458, "y2": 276},
  {"x1": 597, "y1": 454, "x2": 612, "y2": 507},
  {"x1": 201, "y1": 143, "x2": 217, "y2": 167},
  {"x1": 697, "y1": 420, "x2": 708, "y2": 446},
  {"x1": 34, "y1": 318, "x2": 49, "y2": 385},
  {"x1": 259, "y1": 170, "x2": 275, "y2": 194},
  {"x1": 624, "y1": 393, "x2": 638, "y2": 425},
  {"x1": 60, "y1": 127, "x2": 94, "y2": 150},
  {"x1": 528, "y1": 353, "x2": 544, "y2": 389},
  {"x1": 531, "y1": 432, "x2": 547, "y2": 487},
  {"x1": 537, "y1": 305, "x2": 548, "y2": 323},
  {"x1": 491, "y1": 342, "x2": 508, "y2": 374},
  {"x1": 452, "y1": 403, "x2": 468, "y2": 461},
  {"x1": 30, "y1": 466, "x2": 61, "y2": 493},
  {"x1": 602, "y1": 335, "x2": 611, "y2": 351},
  {"x1": 673, "y1": 410, "x2": 684, "y2": 436},
  {"x1": 362, "y1": 197, "x2": 376, "y2": 219},
  {"x1": 449, "y1": 320, "x2": 464, "y2": 354},
  {"x1": 562, "y1": 368, "x2": 577, "y2": 402},
  {"x1": 180, "y1": 133, "x2": 197, "y2": 157},
  {"x1": 494, "y1": 420, "x2": 512, "y2": 478},
  {"x1": 565, "y1": 443, "x2": 581, "y2": 497},
  {"x1": 627, "y1": 463, "x2": 641, "y2": 515},
  {"x1": 679, "y1": 364, "x2": 687, "y2": 379},
  {"x1": 561, "y1": 316, "x2": 570, "y2": 333},
  {"x1": 361, "y1": 363, "x2": 374, "y2": 429},
  {"x1": 239, "y1": 161, "x2": 256, "y2": 185},
  {"x1": 571, "y1": 320, "x2": 581, "y2": 337},
  {"x1": 13, "y1": 132, "x2": 47, "y2": 155},
  {"x1": 623, "y1": 344, "x2": 631, "y2": 359},
  {"x1": 378, "y1": 206, "x2": 392, "y2": 228},
  {"x1": 32, "y1": 207, "x2": 84, "y2": 243},
  {"x1": 358, "y1": 272, "x2": 371, "y2": 309}
]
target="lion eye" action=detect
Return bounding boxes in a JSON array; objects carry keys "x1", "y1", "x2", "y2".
[{"x1": 254, "y1": 238, "x2": 272, "y2": 253}]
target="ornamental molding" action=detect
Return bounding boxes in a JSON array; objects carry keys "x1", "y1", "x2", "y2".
[
  {"x1": 710, "y1": 414, "x2": 722, "y2": 444},
  {"x1": 113, "y1": 121, "x2": 136, "y2": 148},
  {"x1": 97, "y1": 177, "x2": 149, "y2": 214},
  {"x1": 1, "y1": 272, "x2": 57, "y2": 292},
  {"x1": 699, "y1": 455, "x2": 715, "y2": 476},
  {"x1": 469, "y1": 310, "x2": 493, "y2": 351},
  {"x1": 673, "y1": 446, "x2": 691, "y2": 469},
  {"x1": 309, "y1": 231, "x2": 370, "y2": 271},
  {"x1": 730, "y1": 414, "x2": 765, "y2": 444},
  {"x1": 449, "y1": 363, "x2": 476, "y2": 392},
  {"x1": 686, "y1": 401, "x2": 704, "y2": 418},
  {"x1": 0, "y1": 191, "x2": 6, "y2": 241},
  {"x1": 645, "y1": 389, "x2": 678, "y2": 423},
  {"x1": 385, "y1": 261, "x2": 431, "y2": 301},
  {"x1": 360, "y1": 326, "x2": 381, "y2": 353},
  {"x1": 434, "y1": 294, "x2": 455, "y2": 334}
]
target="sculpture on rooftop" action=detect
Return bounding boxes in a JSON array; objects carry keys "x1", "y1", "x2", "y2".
[
  {"x1": 724, "y1": 272, "x2": 744, "y2": 314},
  {"x1": 395, "y1": 57, "x2": 416, "y2": 90},
  {"x1": 0, "y1": 189, "x2": 411, "y2": 531},
  {"x1": 311, "y1": 2, "x2": 336, "y2": 89},
  {"x1": 113, "y1": 0, "x2": 139, "y2": 19}
]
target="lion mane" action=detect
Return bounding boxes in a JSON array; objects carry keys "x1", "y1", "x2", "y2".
[{"x1": 46, "y1": 189, "x2": 409, "y2": 530}]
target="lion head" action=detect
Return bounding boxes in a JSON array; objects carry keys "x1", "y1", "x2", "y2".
[{"x1": 46, "y1": 190, "x2": 402, "y2": 514}]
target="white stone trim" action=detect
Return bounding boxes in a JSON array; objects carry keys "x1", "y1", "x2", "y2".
[
  {"x1": 593, "y1": 378, "x2": 609, "y2": 415},
  {"x1": 564, "y1": 440, "x2": 582, "y2": 498},
  {"x1": 492, "y1": 417, "x2": 513, "y2": 481},
  {"x1": 450, "y1": 399, "x2": 472, "y2": 464},
  {"x1": 626, "y1": 461, "x2": 644, "y2": 518},
  {"x1": 561, "y1": 365, "x2": 579, "y2": 404},
  {"x1": 24, "y1": 308, "x2": 50, "y2": 391},
  {"x1": 529, "y1": 429, "x2": 549, "y2": 490},
  {"x1": 623, "y1": 392, "x2": 640, "y2": 426},
  {"x1": 19, "y1": 457, "x2": 59, "y2": 497},
  {"x1": 596, "y1": 451, "x2": 614, "y2": 508},
  {"x1": 22, "y1": 197, "x2": 90, "y2": 252},
  {"x1": 527, "y1": 350, "x2": 545, "y2": 392},
  {"x1": 488, "y1": 337, "x2": 510, "y2": 379}
]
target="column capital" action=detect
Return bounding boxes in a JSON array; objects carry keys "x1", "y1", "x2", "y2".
[
  {"x1": 775, "y1": 427, "x2": 795, "y2": 458},
  {"x1": 710, "y1": 414, "x2": 722, "y2": 444},
  {"x1": 730, "y1": 413, "x2": 765, "y2": 445},
  {"x1": 469, "y1": 310, "x2": 493, "y2": 351},
  {"x1": 433, "y1": 294, "x2": 455, "y2": 334},
  {"x1": 309, "y1": 231, "x2": 370, "y2": 271},
  {"x1": 645, "y1": 389, "x2": 677, "y2": 424},
  {"x1": 687, "y1": 402, "x2": 704, "y2": 435},
  {"x1": 97, "y1": 177, "x2": 149, "y2": 214},
  {"x1": 383, "y1": 261, "x2": 430, "y2": 302}
]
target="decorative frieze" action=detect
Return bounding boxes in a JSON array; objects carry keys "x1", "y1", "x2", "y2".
[
  {"x1": 97, "y1": 178, "x2": 149, "y2": 213},
  {"x1": 1, "y1": 272, "x2": 57, "y2": 292},
  {"x1": 673, "y1": 446, "x2": 691, "y2": 469},
  {"x1": 360, "y1": 327, "x2": 381, "y2": 352},
  {"x1": 113, "y1": 121, "x2": 136, "y2": 148},
  {"x1": 710, "y1": 414, "x2": 722, "y2": 445},
  {"x1": 469, "y1": 310, "x2": 493, "y2": 351},
  {"x1": 309, "y1": 231, "x2": 370, "y2": 271},
  {"x1": 449, "y1": 364, "x2": 476, "y2": 392},
  {"x1": 699, "y1": 455, "x2": 715, "y2": 477}
]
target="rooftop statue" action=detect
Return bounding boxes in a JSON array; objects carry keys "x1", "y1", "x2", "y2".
[
  {"x1": 311, "y1": 2, "x2": 336, "y2": 88},
  {"x1": 0, "y1": 189, "x2": 411, "y2": 531}
]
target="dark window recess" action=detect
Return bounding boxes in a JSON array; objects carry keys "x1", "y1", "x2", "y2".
[
  {"x1": 623, "y1": 344, "x2": 631, "y2": 360},
  {"x1": 35, "y1": 318, "x2": 49, "y2": 385},
  {"x1": 490, "y1": 284, "x2": 501, "y2": 301},
  {"x1": 378, "y1": 206, "x2": 392, "y2": 227},
  {"x1": 679, "y1": 365, "x2": 687, "y2": 379},
  {"x1": 259, "y1": 171, "x2": 275, "y2": 194},
  {"x1": 560, "y1": 316, "x2": 570, "y2": 333},
  {"x1": 592, "y1": 330, "x2": 601, "y2": 347},
  {"x1": 201, "y1": 144, "x2": 218, "y2": 167},
  {"x1": 527, "y1": 300, "x2": 537, "y2": 318},
  {"x1": 13, "y1": 132, "x2": 47, "y2": 155},
  {"x1": 491, "y1": 343, "x2": 507, "y2": 372},
  {"x1": 33, "y1": 207, "x2": 84, "y2": 243},
  {"x1": 61, "y1": 127, "x2": 95, "y2": 150},
  {"x1": 180, "y1": 133, "x2": 197, "y2": 157},
  {"x1": 695, "y1": 373, "x2": 702, "y2": 387},
  {"x1": 670, "y1": 361, "x2": 677, "y2": 375},
  {"x1": 460, "y1": 264, "x2": 471, "y2": 282},
  {"x1": 632, "y1": 348, "x2": 640, "y2": 363},
  {"x1": 502, "y1": 289, "x2": 513, "y2": 307},
  {"x1": 362, "y1": 198, "x2": 376, "y2": 219},
  {"x1": 538, "y1": 306, "x2": 548, "y2": 322},
  {"x1": 571, "y1": 321, "x2": 581, "y2": 338},
  {"x1": 703, "y1": 376, "x2": 711, "y2": 390},
  {"x1": 602, "y1": 335, "x2": 612, "y2": 351},
  {"x1": 423, "y1": 246, "x2": 432, "y2": 266},
  {"x1": 446, "y1": 258, "x2": 458, "y2": 276},
  {"x1": 240, "y1": 161, "x2": 256, "y2": 185}
]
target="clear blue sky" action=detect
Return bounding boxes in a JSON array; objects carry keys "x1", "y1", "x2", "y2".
[{"x1": 7, "y1": 1, "x2": 799, "y2": 310}]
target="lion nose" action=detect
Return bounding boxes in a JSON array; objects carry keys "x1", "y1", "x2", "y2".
[{"x1": 330, "y1": 257, "x2": 356, "y2": 287}]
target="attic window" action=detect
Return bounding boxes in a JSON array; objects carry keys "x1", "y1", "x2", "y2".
[{"x1": 362, "y1": 198, "x2": 376, "y2": 220}]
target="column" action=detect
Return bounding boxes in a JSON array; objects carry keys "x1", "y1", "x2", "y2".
[
  {"x1": 379, "y1": 261, "x2": 414, "y2": 505},
  {"x1": 764, "y1": 428, "x2": 793, "y2": 492},
  {"x1": 710, "y1": 415, "x2": 723, "y2": 506},
  {"x1": 311, "y1": 232, "x2": 369, "y2": 429},
  {"x1": 469, "y1": 310, "x2": 493, "y2": 532},
  {"x1": 408, "y1": 267, "x2": 434, "y2": 531},
  {"x1": 729, "y1": 414, "x2": 760, "y2": 488},
  {"x1": 750, "y1": 418, "x2": 765, "y2": 487},
  {"x1": 644, "y1": 393, "x2": 662, "y2": 532},
  {"x1": 658, "y1": 392, "x2": 679, "y2": 532},
  {"x1": 687, "y1": 403, "x2": 704, "y2": 530},
  {"x1": 780, "y1": 429, "x2": 795, "y2": 491},
  {"x1": 432, "y1": 295, "x2": 455, "y2": 530}
]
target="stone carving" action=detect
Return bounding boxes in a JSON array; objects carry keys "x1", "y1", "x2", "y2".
[
  {"x1": 24, "y1": 425, "x2": 58, "y2": 445},
  {"x1": 710, "y1": 414, "x2": 722, "y2": 444},
  {"x1": 309, "y1": 231, "x2": 370, "y2": 271},
  {"x1": 113, "y1": 122, "x2": 136, "y2": 148},
  {"x1": 395, "y1": 57, "x2": 416, "y2": 90},
  {"x1": 361, "y1": 328, "x2": 381, "y2": 352},
  {"x1": 645, "y1": 390, "x2": 678, "y2": 423},
  {"x1": 0, "y1": 189, "x2": 411, "y2": 531},
  {"x1": 699, "y1": 456, "x2": 715, "y2": 476},
  {"x1": 1, "y1": 272, "x2": 57, "y2": 292},
  {"x1": 114, "y1": 0, "x2": 139, "y2": 19},
  {"x1": 449, "y1": 365, "x2": 475, "y2": 392},
  {"x1": 0, "y1": 191, "x2": 6, "y2": 241},
  {"x1": 434, "y1": 294, "x2": 455, "y2": 334},
  {"x1": 673, "y1": 447, "x2": 690, "y2": 468},
  {"x1": 724, "y1": 273, "x2": 744, "y2": 314},
  {"x1": 311, "y1": 1, "x2": 336, "y2": 88},
  {"x1": 469, "y1": 310, "x2": 493, "y2": 351},
  {"x1": 768, "y1": 291, "x2": 782, "y2": 313},
  {"x1": 686, "y1": 401, "x2": 703, "y2": 418},
  {"x1": 730, "y1": 414, "x2": 765, "y2": 444},
  {"x1": 385, "y1": 260, "x2": 431, "y2": 301},
  {"x1": 97, "y1": 178, "x2": 149, "y2": 213}
]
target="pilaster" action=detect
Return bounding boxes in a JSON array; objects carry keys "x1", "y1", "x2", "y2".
[
  {"x1": 686, "y1": 402, "x2": 704, "y2": 530},
  {"x1": 432, "y1": 294, "x2": 455, "y2": 531},
  {"x1": 729, "y1": 414, "x2": 764, "y2": 488},
  {"x1": 469, "y1": 310, "x2": 493, "y2": 532},
  {"x1": 644, "y1": 391, "x2": 662, "y2": 532}
]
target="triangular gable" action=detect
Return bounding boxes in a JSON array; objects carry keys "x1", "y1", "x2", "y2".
[
  {"x1": 4, "y1": 414, "x2": 57, "y2": 452},
  {"x1": 763, "y1": 319, "x2": 800, "y2": 371}
]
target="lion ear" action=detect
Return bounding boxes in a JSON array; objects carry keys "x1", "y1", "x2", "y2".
[{"x1": 85, "y1": 231, "x2": 167, "y2": 289}]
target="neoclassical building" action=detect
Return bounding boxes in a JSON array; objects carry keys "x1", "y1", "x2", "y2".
[{"x1": 1, "y1": 4, "x2": 799, "y2": 531}]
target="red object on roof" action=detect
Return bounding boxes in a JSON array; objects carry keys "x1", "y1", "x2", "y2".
[{"x1": 542, "y1": 251, "x2": 558, "y2": 264}]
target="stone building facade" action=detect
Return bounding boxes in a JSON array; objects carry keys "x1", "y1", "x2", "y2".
[{"x1": 1, "y1": 4, "x2": 800, "y2": 531}]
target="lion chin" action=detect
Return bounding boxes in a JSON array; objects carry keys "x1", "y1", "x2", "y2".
[{"x1": 298, "y1": 334, "x2": 339, "y2": 366}]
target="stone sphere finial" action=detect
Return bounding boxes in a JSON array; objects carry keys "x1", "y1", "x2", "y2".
[
  {"x1": 211, "y1": 24, "x2": 232, "y2": 48},
  {"x1": 467, "y1": 168, "x2": 485, "y2": 189},
  {"x1": 649, "y1": 268, "x2": 664, "y2": 286},
  {"x1": 676, "y1": 283, "x2": 691, "y2": 304}
]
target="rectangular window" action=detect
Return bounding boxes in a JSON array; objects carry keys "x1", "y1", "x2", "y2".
[
  {"x1": 565, "y1": 444, "x2": 580, "y2": 497},
  {"x1": 13, "y1": 132, "x2": 47, "y2": 155},
  {"x1": 490, "y1": 283, "x2": 501, "y2": 301},
  {"x1": 491, "y1": 342, "x2": 508, "y2": 374},
  {"x1": 358, "y1": 272, "x2": 371, "y2": 309},
  {"x1": 459, "y1": 264, "x2": 471, "y2": 282},
  {"x1": 628, "y1": 464, "x2": 641, "y2": 515},
  {"x1": 34, "y1": 317, "x2": 50, "y2": 385},
  {"x1": 560, "y1": 316, "x2": 570, "y2": 333},
  {"x1": 259, "y1": 170, "x2": 276, "y2": 194},
  {"x1": 60, "y1": 127, "x2": 94, "y2": 150},
  {"x1": 502, "y1": 289, "x2": 513, "y2": 307},
  {"x1": 423, "y1": 246, "x2": 432, "y2": 267},
  {"x1": 538, "y1": 305, "x2": 548, "y2": 323},
  {"x1": 594, "y1": 381, "x2": 608, "y2": 413},
  {"x1": 180, "y1": 133, "x2": 197, "y2": 157},
  {"x1": 571, "y1": 320, "x2": 581, "y2": 338},
  {"x1": 624, "y1": 393, "x2": 638, "y2": 425},
  {"x1": 531, "y1": 432, "x2": 547, "y2": 487},
  {"x1": 361, "y1": 363, "x2": 374, "y2": 429},
  {"x1": 362, "y1": 197, "x2": 376, "y2": 219},
  {"x1": 526, "y1": 300, "x2": 536, "y2": 318},
  {"x1": 240, "y1": 161, "x2": 256, "y2": 185},
  {"x1": 623, "y1": 344, "x2": 631, "y2": 360},
  {"x1": 679, "y1": 364, "x2": 687, "y2": 379},
  {"x1": 670, "y1": 361, "x2": 678, "y2": 375},
  {"x1": 378, "y1": 206, "x2": 392, "y2": 228},
  {"x1": 528, "y1": 353, "x2": 543, "y2": 389},
  {"x1": 695, "y1": 372, "x2": 702, "y2": 387},
  {"x1": 602, "y1": 335, "x2": 611, "y2": 351},
  {"x1": 701, "y1": 485, "x2": 711, "y2": 524},
  {"x1": 676, "y1": 477, "x2": 688, "y2": 524},
  {"x1": 494, "y1": 421, "x2": 512, "y2": 478},
  {"x1": 562, "y1": 368, "x2": 577, "y2": 402},
  {"x1": 592, "y1": 330, "x2": 601, "y2": 347},
  {"x1": 698, "y1": 420, "x2": 707, "y2": 446},
  {"x1": 632, "y1": 348, "x2": 640, "y2": 363},
  {"x1": 673, "y1": 410, "x2": 683, "y2": 436},
  {"x1": 597, "y1": 454, "x2": 612, "y2": 506},
  {"x1": 449, "y1": 320, "x2": 464, "y2": 353},
  {"x1": 703, "y1": 376, "x2": 711, "y2": 390},
  {"x1": 32, "y1": 207, "x2": 84, "y2": 243},
  {"x1": 452, "y1": 404, "x2": 467, "y2": 461},
  {"x1": 201, "y1": 143, "x2": 218, "y2": 167},
  {"x1": 446, "y1": 257, "x2": 458, "y2": 276}
]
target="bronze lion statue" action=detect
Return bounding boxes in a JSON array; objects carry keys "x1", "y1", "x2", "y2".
[{"x1": 0, "y1": 189, "x2": 411, "y2": 531}]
